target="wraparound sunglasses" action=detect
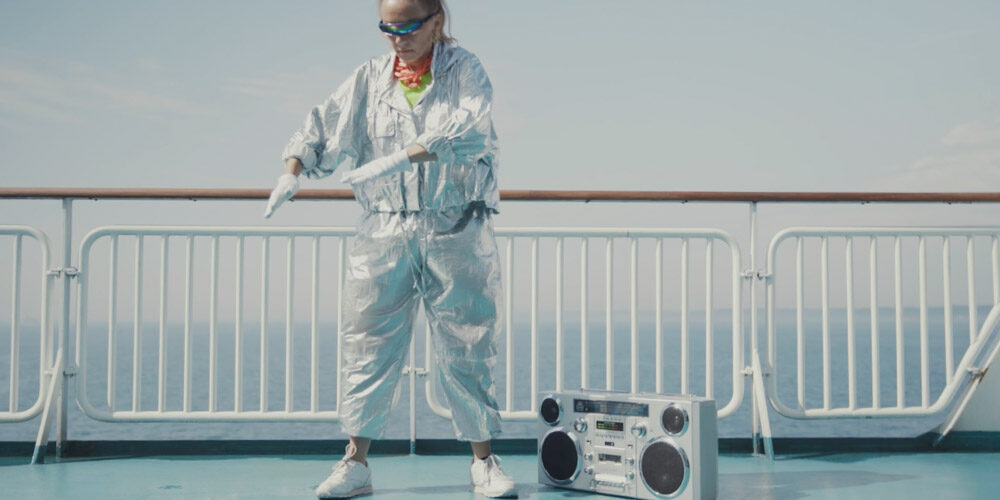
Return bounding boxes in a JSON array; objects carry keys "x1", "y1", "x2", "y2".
[{"x1": 378, "y1": 10, "x2": 439, "y2": 36}]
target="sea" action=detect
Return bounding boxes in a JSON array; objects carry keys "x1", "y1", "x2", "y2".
[{"x1": 1, "y1": 308, "x2": 977, "y2": 442}]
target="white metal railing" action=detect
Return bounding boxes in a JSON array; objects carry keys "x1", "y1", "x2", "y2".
[
  {"x1": 764, "y1": 227, "x2": 1000, "y2": 418},
  {"x1": 426, "y1": 228, "x2": 745, "y2": 421},
  {"x1": 5, "y1": 189, "x2": 1000, "y2": 463},
  {"x1": 0, "y1": 226, "x2": 54, "y2": 422},
  {"x1": 34, "y1": 221, "x2": 1000, "y2": 430},
  {"x1": 4, "y1": 187, "x2": 1000, "y2": 464},
  {"x1": 75, "y1": 226, "x2": 354, "y2": 421},
  {"x1": 73, "y1": 225, "x2": 746, "y2": 424}
]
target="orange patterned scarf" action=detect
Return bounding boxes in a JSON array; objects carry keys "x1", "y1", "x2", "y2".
[{"x1": 394, "y1": 54, "x2": 433, "y2": 89}]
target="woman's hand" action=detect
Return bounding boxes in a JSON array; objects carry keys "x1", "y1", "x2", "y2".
[{"x1": 264, "y1": 173, "x2": 300, "y2": 218}]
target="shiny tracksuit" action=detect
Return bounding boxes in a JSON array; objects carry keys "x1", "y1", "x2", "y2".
[{"x1": 282, "y1": 42, "x2": 502, "y2": 441}]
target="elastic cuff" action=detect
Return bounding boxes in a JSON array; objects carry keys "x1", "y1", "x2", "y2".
[
  {"x1": 413, "y1": 133, "x2": 447, "y2": 157},
  {"x1": 282, "y1": 143, "x2": 317, "y2": 172}
]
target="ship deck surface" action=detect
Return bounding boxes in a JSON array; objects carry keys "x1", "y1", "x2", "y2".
[{"x1": 2, "y1": 450, "x2": 999, "y2": 499}]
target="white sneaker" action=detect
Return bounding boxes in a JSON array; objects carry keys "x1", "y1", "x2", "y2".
[
  {"x1": 315, "y1": 457, "x2": 372, "y2": 499},
  {"x1": 470, "y1": 454, "x2": 517, "y2": 498}
]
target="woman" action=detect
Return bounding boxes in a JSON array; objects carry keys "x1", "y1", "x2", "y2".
[{"x1": 264, "y1": 0, "x2": 515, "y2": 498}]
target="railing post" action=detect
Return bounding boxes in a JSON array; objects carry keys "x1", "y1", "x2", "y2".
[
  {"x1": 747, "y1": 202, "x2": 774, "y2": 459},
  {"x1": 748, "y1": 202, "x2": 760, "y2": 454},
  {"x1": 56, "y1": 198, "x2": 73, "y2": 457}
]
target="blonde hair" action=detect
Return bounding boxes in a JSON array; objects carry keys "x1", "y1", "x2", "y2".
[{"x1": 418, "y1": 0, "x2": 454, "y2": 43}]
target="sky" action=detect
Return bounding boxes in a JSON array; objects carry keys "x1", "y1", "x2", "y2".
[
  {"x1": 1, "y1": 0, "x2": 999, "y2": 195},
  {"x1": 1, "y1": 0, "x2": 1000, "y2": 309}
]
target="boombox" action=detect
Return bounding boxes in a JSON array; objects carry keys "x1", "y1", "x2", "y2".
[{"x1": 537, "y1": 390, "x2": 717, "y2": 500}]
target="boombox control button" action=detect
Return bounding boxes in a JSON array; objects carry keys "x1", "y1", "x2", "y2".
[
  {"x1": 630, "y1": 423, "x2": 647, "y2": 438},
  {"x1": 594, "y1": 474, "x2": 627, "y2": 490},
  {"x1": 584, "y1": 466, "x2": 594, "y2": 475},
  {"x1": 574, "y1": 418, "x2": 588, "y2": 433},
  {"x1": 626, "y1": 472, "x2": 635, "y2": 481},
  {"x1": 584, "y1": 452, "x2": 593, "y2": 462}
]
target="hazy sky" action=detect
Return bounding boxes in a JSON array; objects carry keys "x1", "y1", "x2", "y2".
[
  {"x1": 2, "y1": 0, "x2": 999, "y2": 195},
  {"x1": 2, "y1": 0, "x2": 998, "y2": 314}
]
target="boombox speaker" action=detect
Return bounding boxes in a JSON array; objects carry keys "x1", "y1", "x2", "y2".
[{"x1": 538, "y1": 390, "x2": 717, "y2": 500}]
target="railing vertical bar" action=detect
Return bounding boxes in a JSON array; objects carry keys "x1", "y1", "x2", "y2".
[
  {"x1": 10, "y1": 236, "x2": 22, "y2": 411},
  {"x1": 993, "y1": 236, "x2": 999, "y2": 305},
  {"x1": 655, "y1": 239, "x2": 663, "y2": 394},
  {"x1": 765, "y1": 237, "x2": 776, "y2": 384},
  {"x1": 107, "y1": 236, "x2": 118, "y2": 410},
  {"x1": 967, "y1": 237, "x2": 977, "y2": 343},
  {"x1": 731, "y1": 222, "x2": 745, "y2": 420},
  {"x1": 423, "y1": 318, "x2": 432, "y2": 418},
  {"x1": 821, "y1": 237, "x2": 830, "y2": 410},
  {"x1": 846, "y1": 237, "x2": 856, "y2": 410},
  {"x1": 943, "y1": 237, "x2": 954, "y2": 385},
  {"x1": 157, "y1": 236, "x2": 168, "y2": 412},
  {"x1": 409, "y1": 319, "x2": 417, "y2": 450},
  {"x1": 235, "y1": 236, "x2": 244, "y2": 412},
  {"x1": 285, "y1": 237, "x2": 294, "y2": 412},
  {"x1": 336, "y1": 237, "x2": 345, "y2": 411},
  {"x1": 869, "y1": 237, "x2": 880, "y2": 409},
  {"x1": 530, "y1": 237, "x2": 539, "y2": 411},
  {"x1": 41, "y1": 234, "x2": 53, "y2": 380},
  {"x1": 260, "y1": 237, "x2": 270, "y2": 412},
  {"x1": 555, "y1": 237, "x2": 564, "y2": 392},
  {"x1": 605, "y1": 237, "x2": 614, "y2": 390},
  {"x1": 629, "y1": 238, "x2": 638, "y2": 393},
  {"x1": 894, "y1": 236, "x2": 904, "y2": 409},
  {"x1": 209, "y1": 235, "x2": 219, "y2": 412},
  {"x1": 504, "y1": 237, "x2": 513, "y2": 410},
  {"x1": 580, "y1": 238, "x2": 589, "y2": 389},
  {"x1": 796, "y1": 237, "x2": 804, "y2": 408},
  {"x1": 918, "y1": 236, "x2": 929, "y2": 408},
  {"x1": 680, "y1": 238, "x2": 689, "y2": 395},
  {"x1": 705, "y1": 240, "x2": 714, "y2": 398},
  {"x1": 183, "y1": 235, "x2": 193, "y2": 413},
  {"x1": 132, "y1": 235, "x2": 144, "y2": 413},
  {"x1": 39, "y1": 237, "x2": 52, "y2": 418},
  {"x1": 311, "y1": 236, "x2": 320, "y2": 413}
]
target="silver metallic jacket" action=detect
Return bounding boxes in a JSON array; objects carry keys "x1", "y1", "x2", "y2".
[{"x1": 282, "y1": 42, "x2": 499, "y2": 213}]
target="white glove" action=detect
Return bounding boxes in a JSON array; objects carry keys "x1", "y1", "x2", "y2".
[
  {"x1": 340, "y1": 150, "x2": 411, "y2": 185},
  {"x1": 263, "y1": 173, "x2": 300, "y2": 218}
]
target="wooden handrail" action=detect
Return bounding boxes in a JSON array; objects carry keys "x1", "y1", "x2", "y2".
[{"x1": 1, "y1": 187, "x2": 999, "y2": 203}]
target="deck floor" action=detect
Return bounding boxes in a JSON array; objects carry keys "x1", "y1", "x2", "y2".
[{"x1": 2, "y1": 451, "x2": 998, "y2": 499}]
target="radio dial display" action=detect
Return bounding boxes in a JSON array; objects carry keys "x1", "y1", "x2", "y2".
[
  {"x1": 574, "y1": 399, "x2": 649, "y2": 417},
  {"x1": 596, "y1": 420, "x2": 624, "y2": 432}
]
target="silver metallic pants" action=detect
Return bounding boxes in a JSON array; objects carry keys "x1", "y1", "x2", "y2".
[{"x1": 338, "y1": 203, "x2": 503, "y2": 441}]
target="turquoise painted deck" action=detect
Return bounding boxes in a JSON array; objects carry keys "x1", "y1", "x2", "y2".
[{"x1": 2, "y1": 451, "x2": 999, "y2": 499}]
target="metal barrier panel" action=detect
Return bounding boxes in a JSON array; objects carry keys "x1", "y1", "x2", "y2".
[
  {"x1": 424, "y1": 228, "x2": 745, "y2": 421},
  {"x1": 75, "y1": 226, "x2": 353, "y2": 422},
  {"x1": 75, "y1": 225, "x2": 746, "y2": 425},
  {"x1": 0, "y1": 226, "x2": 53, "y2": 422},
  {"x1": 764, "y1": 227, "x2": 1000, "y2": 418}
]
